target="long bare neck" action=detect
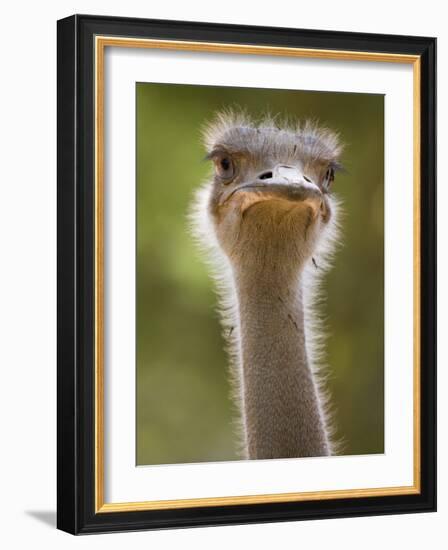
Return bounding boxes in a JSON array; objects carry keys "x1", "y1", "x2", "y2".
[{"x1": 234, "y1": 262, "x2": 330, "y2": 459}]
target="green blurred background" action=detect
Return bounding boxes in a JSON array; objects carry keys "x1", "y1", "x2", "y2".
[{"x1": 136, "y1": 83, "x2": 384, "y2": 465}]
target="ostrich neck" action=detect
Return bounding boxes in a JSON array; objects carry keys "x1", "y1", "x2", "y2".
[{"x1": 234, "y1": 262, "x2": 330, "y2": 459}]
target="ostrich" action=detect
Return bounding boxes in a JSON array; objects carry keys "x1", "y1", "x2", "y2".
[{"x1": 191, "y1": 111, "x2": 343, "y2": 460}]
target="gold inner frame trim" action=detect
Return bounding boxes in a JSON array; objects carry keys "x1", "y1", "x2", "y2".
[{"x1": 94, "y1": 35, "x2": 421, "y2": 514}]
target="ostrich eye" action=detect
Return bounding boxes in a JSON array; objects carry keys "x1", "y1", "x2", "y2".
[
  {"x1": 215, "y1": 155, "x2": 235, "y2": 183},
  {"x1": 323, "y1": 167, "x2": 335, "y2": 191}
]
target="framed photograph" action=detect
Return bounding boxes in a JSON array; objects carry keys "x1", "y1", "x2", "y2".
[{"x1": 57, "y1": 14, "x2": 436, "y2": 534}]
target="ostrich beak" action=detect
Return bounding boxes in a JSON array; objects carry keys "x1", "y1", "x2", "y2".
[{"x1": 224, "y1": 164, "x2": 323, "y2": 206}]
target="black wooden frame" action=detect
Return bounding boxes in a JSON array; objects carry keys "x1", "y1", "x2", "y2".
[{"x1": 57, "y1": 14, "x2": 436, "y2": 534}]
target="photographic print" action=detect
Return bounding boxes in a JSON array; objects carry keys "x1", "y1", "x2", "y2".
[
  {"x1": 57, "y1": 15, "x2": 435, "y2": 534},
  {"x1": 136, "y1": 83, "x2": 384, "y2": 465}
]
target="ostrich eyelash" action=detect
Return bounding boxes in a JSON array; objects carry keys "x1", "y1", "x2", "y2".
[
  {"x1": 323, "y1": 164, "x2": 339, "y2": 191},
  {"x1": 204, "y1": 146, "x2": 235, "y2": 162}
]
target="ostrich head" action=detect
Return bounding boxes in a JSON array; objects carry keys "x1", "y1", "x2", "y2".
[{"x1": 196, "y1": 112, "x2": 343, "y2": 279}]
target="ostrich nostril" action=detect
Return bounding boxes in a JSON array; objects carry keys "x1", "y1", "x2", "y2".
[{"x1": 259, "y1": 171, "x2": 273, "y2": 180}]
